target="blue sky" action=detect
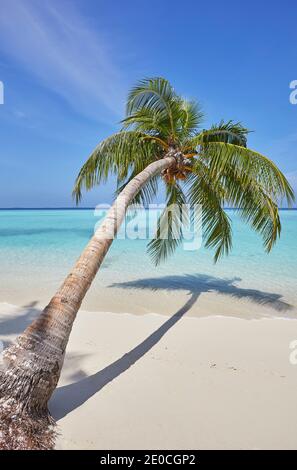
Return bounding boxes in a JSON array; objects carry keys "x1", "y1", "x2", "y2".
[{"x1": 0, "y1": 0, "x2": 296, "y2": 207}]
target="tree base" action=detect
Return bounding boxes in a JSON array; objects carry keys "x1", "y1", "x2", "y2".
[
  {"x1": 0, "y1": 332, "x2": 63, "y2": 450},
  {"x1": 0, "y1": 400, "x2": 57, "y2": 450}
]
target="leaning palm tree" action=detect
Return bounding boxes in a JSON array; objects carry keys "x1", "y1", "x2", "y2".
[{"x1": 0, "y1": 78, "x2": 294, "y2": 449}]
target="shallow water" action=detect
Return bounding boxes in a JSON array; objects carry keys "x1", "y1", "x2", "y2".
[{"x1": 0, "y1": 209, "x2": 296, "y2": 311}]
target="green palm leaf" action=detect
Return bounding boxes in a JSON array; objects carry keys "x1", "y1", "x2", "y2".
[
  {"x1": 121, "y1": 106, "x2": 172, "y2": 140},
  {"x1": 197, "y1": 120, "x2": 249, "y2": 147},
  {"x1": 147, "y1": 183, "x2": 188, "y2": 265},
  {"x1": 197, "y1": 142, "x2": 294, "y2": 204},
  {"x1": 177, "y1": 99, "x2": 204, "y2": 141},
  {"x1": 72, "y1": 130, "x2": 162, "y2": 203},
  {"x1": 190, "y1": 156, "x2": 283, "y2": 254},
  {"x1": 187, "y1": 162, "x2": 232, "y2": 262},
  {"x1": 126, "y1": 77, "x2": 182, "y2": 139}
]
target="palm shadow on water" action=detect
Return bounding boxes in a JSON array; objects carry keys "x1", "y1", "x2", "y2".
[{"x1": 50, "y1": 273, "x2": 294, "y2": 420}]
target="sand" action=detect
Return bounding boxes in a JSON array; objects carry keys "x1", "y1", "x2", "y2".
[{"x1": 1, "y1": 296, "x2": 297, "y2": 450}]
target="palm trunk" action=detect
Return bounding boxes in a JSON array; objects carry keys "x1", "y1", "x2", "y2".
[{"x1": 0, "y1": 155, "x2": 176, "y2": 449}]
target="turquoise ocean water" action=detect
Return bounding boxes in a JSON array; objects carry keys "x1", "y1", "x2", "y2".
[{"x1": 0, "y1": 209, "x2": 296, "y2": 310}]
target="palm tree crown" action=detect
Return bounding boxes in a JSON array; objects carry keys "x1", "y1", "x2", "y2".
[{"x1": 73, "y1": 77, "x2": 294, "y2": 264}]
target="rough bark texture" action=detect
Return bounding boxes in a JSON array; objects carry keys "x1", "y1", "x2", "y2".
[{"x1": 0, "y1": 155, "x2": 176, "y2": 449}]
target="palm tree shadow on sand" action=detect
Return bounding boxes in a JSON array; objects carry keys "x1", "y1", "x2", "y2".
[
  {"x1": 0, "y1": 301, "x2": 41, "y2": 349},
  {"x1": 50, "y1": 293, "x2": 198, "y2": 420},
  {"x1": 110, "y1": 273, "x2": 294, "y2": 316},
  {"x1": 50, "y1": 273, "x2": 294, "y2": 421}
]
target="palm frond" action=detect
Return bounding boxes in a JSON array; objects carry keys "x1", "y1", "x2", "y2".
[
  {"x1": 190, "y1": 156, "x2": 283, "y2": 254},
  {"x1": 187, "y1": 163, "x2": 232, "y2": 262},
  {"x1": 147, "y1": 183, "x2": 188, "y2": 265},
  {"x1": 237, "y1": 186, "x2": 281, "y2": 252},
  {"x1": 126, "y1": 77, "x2": 181, "y2": 138},
  {"x1": 177, "y1": 99, "x2": 204, "y2": 140},
  {"x1": 197, "y1": 142, "x2": 294, "y2": 205},
  {"x1": 190, "y1": 120, "x2": 249, "y2": 148},
  {"x1": 121, "y1": 106, "x2": 171, "y2": 141},
  {"x1": 206, "y1": 159, "x2": 281, "y2": 251},
  {"x1": 72, "y1": 131, "x2": 162, "y2": 203}
]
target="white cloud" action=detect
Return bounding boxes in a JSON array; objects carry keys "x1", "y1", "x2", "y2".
[{"x1": 0, "y1": 0, "x2": 127, "y2": 121}]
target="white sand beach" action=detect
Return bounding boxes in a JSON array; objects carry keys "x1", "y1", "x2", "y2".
[{"x1": 1, "y1": 297, "x2": 297, "y2": 450}]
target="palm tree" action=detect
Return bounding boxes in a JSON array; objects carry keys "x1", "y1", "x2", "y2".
[{"x1": 0, "y1": 78, "x2": 294, "y2": 449}]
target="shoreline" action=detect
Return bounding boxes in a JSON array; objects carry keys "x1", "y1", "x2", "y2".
[{"x1": 0, "y1": 277, "x2": 296, "y2": 321}]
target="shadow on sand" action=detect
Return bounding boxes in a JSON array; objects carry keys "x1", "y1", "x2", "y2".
[
  {"x1": 110, "y1": 273, "x2": 294, "y2": 315},
  {"x1": 50, "y1": 273, "x2": 295, "y2": 420},
  {"x1": 0, "y1": 301, "x2": 41, "y2": 348},
  {"x1": 50, "y1": 293, "x2": 198, "y2": 420},
  {"x1": 1, "y1": 274, "x2": 294, "y2": 420}
]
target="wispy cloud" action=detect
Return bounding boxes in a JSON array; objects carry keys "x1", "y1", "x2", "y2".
[
  {"x1": 14, "y1": 110, "x2": 26, "y2": 119},
  {"x1": 0, "y1": 0, "x2": 127, "y2": 121}
]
